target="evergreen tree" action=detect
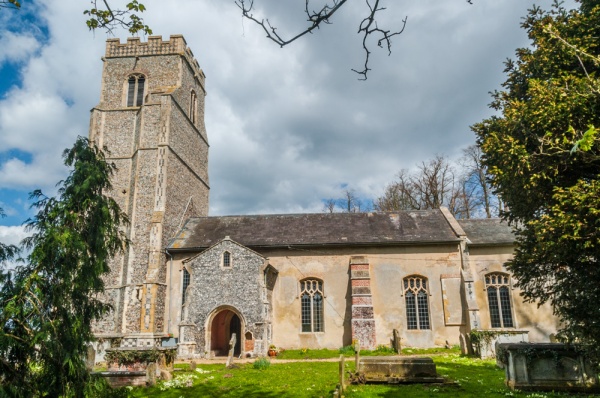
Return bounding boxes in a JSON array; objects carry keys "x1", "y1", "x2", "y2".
[
  {"x1": 0, "y1": 137, "x2": 128, "y2": 397},
  {"x1": 473, "y1": 1, "x2": 600, "y2": 354}
]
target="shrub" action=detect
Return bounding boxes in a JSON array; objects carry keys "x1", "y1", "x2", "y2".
[
  {"x1": 253, "y1": 357, "x2": 271, "y2": 370},
  {"x1": 338, "y1": 345, "x2": 355, "y2": 356}
]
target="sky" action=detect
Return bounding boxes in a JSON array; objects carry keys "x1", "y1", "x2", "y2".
[{"x1": 0, "y1": 0, "x2": 578, "y2": 247}]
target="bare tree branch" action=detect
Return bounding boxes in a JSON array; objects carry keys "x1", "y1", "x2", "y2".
[
  {"x1": 351, "y1": 0, "x2": 407, "y2": 80},
  {"x1": 236, "y1": 0, "x2": 407, "y2": 80}
]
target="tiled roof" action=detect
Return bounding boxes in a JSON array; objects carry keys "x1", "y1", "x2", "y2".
[
  {"x1": 168, "y1": 210, "x2": 460, "y2": 250},
  {"x1": 458, "y1": 218, "x2": 514, "y2": 245}
]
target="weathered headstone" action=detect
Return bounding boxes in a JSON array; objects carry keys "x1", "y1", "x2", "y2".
[
  {"x1": 392, "y1": 329, "x2": 401, "y2": 354},
  {"x1": 85, "y1": 345, "x2": 96, "y2": 371},
  {"x1": 146, "y1": 363, "x2": 157, "y2": 386},
  {"x1": 160, "y1": 369, "x2": 172, "y2": 381},
  {"x1": 226, "y1": 333, "x2": 237, "y2": 368},
  {"x1": 189, "y1": 361, "x2": 196, "y2": 371}
]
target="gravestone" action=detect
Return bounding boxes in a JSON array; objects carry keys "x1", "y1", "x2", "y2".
[
  {"x1": 160, "y1": 369, "x2": 172, "y2": 381},
  {"x1": 392, "y1": 329, "x2": 401, "y2": 354},
  {"x1": 146, "y1": 363, "x2": 157, "y2": 386},
  {"x1": 226, "y1": 333, "x2": 237, "y2": 368},
  {"x1": 85, "y1": 345, "x2": 96, "y2": 371}
]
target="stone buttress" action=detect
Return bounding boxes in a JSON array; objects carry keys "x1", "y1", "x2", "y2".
[{"x1": 349, "y1": 256, "x2": 376, "y2": 349}]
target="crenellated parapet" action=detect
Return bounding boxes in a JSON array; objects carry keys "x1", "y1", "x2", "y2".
[{"x1": 105, "y1": 35, "x2": 205, "y2": 84}]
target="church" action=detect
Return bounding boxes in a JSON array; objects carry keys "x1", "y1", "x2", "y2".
[{"x1": 89, "y1": 35, "x2": 559, "y2": 359}]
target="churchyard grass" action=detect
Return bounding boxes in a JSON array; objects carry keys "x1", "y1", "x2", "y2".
[
  {"x1": 127, "y1": 352, "x2": 600, "y2": 397},
  {"x1": 274, "y1": 345, "x2": 460, "y2": 360}
]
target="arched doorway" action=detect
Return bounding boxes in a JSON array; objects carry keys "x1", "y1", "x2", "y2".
[{"x1": 209, "y1": 308, "x2": 243, "y2": 357}]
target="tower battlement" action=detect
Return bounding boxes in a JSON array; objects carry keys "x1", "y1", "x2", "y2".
[{"x1": 105, "y1": 35, "x2": 205, "y2": 81}]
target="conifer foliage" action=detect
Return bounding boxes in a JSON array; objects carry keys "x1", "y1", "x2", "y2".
[
  {"x1": 473, "y1": 1, "x2": 600, "y2": 353},
  {"x1": 0, "y1": 137, "x2": 128, "y2": 397}
]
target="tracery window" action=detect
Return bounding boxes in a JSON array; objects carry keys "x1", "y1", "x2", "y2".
[
  {"x1": 300, "y1": 279, "x2": 324, "y2": 332},
  {"x1": 404, "y1": 275, "x2": 430, "y2": 330},
  {"x1": 127, "y1": 74, "x2": 145, "y2": 107},
  {"x1": 222, "y1": 251, "x2": 231, "y2": 267},
  {"x1": 485, "y1": 273, "x2": 514, "y2": 328}
]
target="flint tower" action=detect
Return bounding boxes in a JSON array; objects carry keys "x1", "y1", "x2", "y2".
[{"x1": 89, "y1": 35, "x2": 209, "y2": 347}]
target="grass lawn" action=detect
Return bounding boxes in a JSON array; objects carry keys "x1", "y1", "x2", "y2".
[{"x1": 127, "y1": 351, "x2": 600, "y2": 397}]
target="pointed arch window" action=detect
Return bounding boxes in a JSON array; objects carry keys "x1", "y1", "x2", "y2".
[
  {"x1": 190, "y1": 90, "x2": 197, "y2": 124},
  {"x1": 485, "y1": 273, "x2": 514, "y2": 328},
  {"x1": 300, "y1": 279, "x2": 324, "y2": 332},
  {"x1": 404, "y1": 275, "x2": 430, "y2": 330},
  {"x1": 127, "y1": 74, "x2": 145, "y2": 107}
]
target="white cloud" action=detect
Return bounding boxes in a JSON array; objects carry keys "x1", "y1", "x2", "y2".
[
  {"x1": 0, "y1": 0, "x2": 581, "y2": 222},
  {"x1": 0, "y1": 225, "x2": 29, "y2": 247},
  {"x1": 0, "y1": 30, "x2": 41, "y2": 64}
]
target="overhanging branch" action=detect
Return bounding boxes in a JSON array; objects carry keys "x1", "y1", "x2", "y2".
[{"x1": 236, "y1": 0, "x2": 407, "y2": 80}]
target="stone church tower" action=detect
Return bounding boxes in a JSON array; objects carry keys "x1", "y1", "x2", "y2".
[{"x1": 88, "y1": 35, "x2": 209, "y2": 347}]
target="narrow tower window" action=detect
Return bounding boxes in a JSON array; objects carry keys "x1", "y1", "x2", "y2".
[
  {"x1": 127, "y1": 74, "x2": 146, "y2": 107},
  {"x1": 485, "y1": 273, "x2": 514, "y2": 328},
  {"x1": 300, "y1": 279, "x2": 324, "y2": 332},
  {"x1": 182, "y1": 268, "x2": 190, "y2": 308},
  {"x1": 190, "y1": 90, "x2": 197, "y2": 124},
  {"x1": 404, "y1": 275, "x2": 430, "y2": 330}
]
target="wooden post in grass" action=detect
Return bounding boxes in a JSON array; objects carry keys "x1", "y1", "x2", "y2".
[
  {"x1": 354, "y1": 341, "x2": 361, "y2": 373},
  {"x1": 339, "y1": 355, "x2": 345, "y2": 393}
]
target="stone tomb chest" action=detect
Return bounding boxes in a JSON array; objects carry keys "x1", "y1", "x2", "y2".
[
  {"x1": 499, "y1": 343, "x2": 599, "y2": 392},
  {"x1": 358, "y1": 356, "x2": 444, "y2": 384}
]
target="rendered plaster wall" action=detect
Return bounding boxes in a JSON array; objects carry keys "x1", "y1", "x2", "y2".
[
  {"x1": 468, "y1": 245, "x2": 559, "y2": 341},
  {"x1": 263, "y1": 244, "x2": 464, "y2": 351},
  {"x1": 181, "y1": 240, "x2": 269, "y2": 355}
]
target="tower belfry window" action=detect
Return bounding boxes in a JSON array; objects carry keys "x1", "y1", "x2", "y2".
[
  {"x1": 127, "y1": 74, "x2": 145, "y2": 107},
  {"x1": 190, "y1": 90, "x2": 197, "y2": 124}
]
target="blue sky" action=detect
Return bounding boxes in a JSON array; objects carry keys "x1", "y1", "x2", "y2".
[{"x1": 0, "y1": 0, "x2": 578, "y2": 246}]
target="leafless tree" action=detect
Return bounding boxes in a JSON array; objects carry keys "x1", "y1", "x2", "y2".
[
  {"x1": 322, "y1": 198, "x2": 337, "y2": 213},
  {"x1": 236, "y1": 0, "x2": 407, "y2": 80},
  {"x1": 374, "y1": 154, "x2": 480, "y2": 218},
  {"x1": 460, "y1": 145, "x2": 498, "y2": 218},
  {"x1": 373, "y1": 170, "x2": 418, "y2": 211},
  {"x1": 323, "y1": 188, "x2": 371, "y2": 213},
  {"x1": 374, "y1": 150, "x2": 500, "y2": 218},
  {"x1": 411, "y1": 155, "x2": 457, "y2": 209},
  {"x1": 339, "y1": 189, "x2": 363, "y2": 212}
]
